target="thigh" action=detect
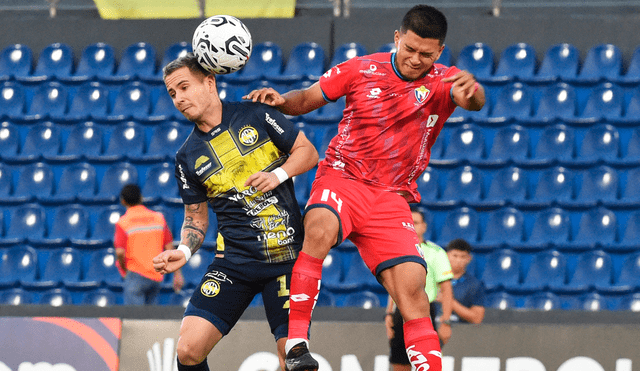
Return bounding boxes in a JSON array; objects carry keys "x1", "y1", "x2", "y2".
[
  {"x1": 187, "y1": 263, "x2": 259, "y2": 336},
  {"x1": 379, "y1": 262, "x2": 430, "y2": 320},
  {"x1": 178, "y1": 315, "x2": 224, "y2": 361},
  {"x1": 261, "y1": 267, "x2": 294, "y2": 341},
  {"x1": 349, "y1": 191, "x2": 426, "y2": 275}
]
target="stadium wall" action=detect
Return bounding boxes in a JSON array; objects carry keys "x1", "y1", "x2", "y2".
[
  {"x1": 2, "y1": 8, "x2": 640, "y2": 66},
  {"x1": 1, "y1": 306, "x2": 639, "y2": 371}
]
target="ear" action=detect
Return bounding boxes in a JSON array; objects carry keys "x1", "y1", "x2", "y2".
[
  {"x1": 205, "y1": 74, "x2": 216, "y2": 92},
  {"x1": 394, "y1": 30, "x2": 401, "y2": 47}
]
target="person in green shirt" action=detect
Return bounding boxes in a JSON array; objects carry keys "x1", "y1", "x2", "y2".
[{"x1": 385, "y1": 206, "x2": 454, "y2": 371}]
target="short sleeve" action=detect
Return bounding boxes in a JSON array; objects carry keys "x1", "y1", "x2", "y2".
[
  {"x1": 319, "y1": 58, "x2": 357, "y2": 102},
  {"x1": 253, "y1": 104, "x2": 300, "y2": 154},
  {"x1": 175, "y1": 151, "x2": 208, "y2": 205},
  {"x1": 113, "y1": 223, "x2": 127, "y2": 250},
  {"x1": 434, "y1": 248, "x2": 454, "y2": 283}
]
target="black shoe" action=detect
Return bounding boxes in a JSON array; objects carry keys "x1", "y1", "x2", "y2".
[{"x1": 284, "y1": 342, "x2": 319, "y2": 371}]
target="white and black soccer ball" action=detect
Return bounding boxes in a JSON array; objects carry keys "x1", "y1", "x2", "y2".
[{"x1": 192, "y1": 15, "x2": 252, "y2": 75}]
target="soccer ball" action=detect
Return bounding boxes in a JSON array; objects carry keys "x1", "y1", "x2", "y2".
[{"x1": 192, "y1": 15, "x2": 252, "y2": 74}]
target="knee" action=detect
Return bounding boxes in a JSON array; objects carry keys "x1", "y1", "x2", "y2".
[
  {"x1": 303, "y1": 221, "x2": 337, "y2": 250},
  {"x1": 177, "y1": 341, "x2": 206, "y2": 366}
]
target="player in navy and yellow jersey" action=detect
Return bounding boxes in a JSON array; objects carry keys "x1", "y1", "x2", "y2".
[
  {"x1": 152, "y1": 53, "x2": 318, "y2": 371},
  {"x1": 246, "y1": 5, "x2": 485, "y2": 371}
]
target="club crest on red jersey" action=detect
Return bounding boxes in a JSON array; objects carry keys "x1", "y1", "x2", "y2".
[{"x1": 414, "y1": 86, "x2": 430, "y2": 104}]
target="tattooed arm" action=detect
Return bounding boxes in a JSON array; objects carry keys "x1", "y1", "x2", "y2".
[{"x1": 153, "y1": 202, "x2": 209, "y2": 274}]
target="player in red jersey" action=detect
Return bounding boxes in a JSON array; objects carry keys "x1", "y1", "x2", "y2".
[{"x1": 246, "y1": 5, "x2": 485, "y2": 371}]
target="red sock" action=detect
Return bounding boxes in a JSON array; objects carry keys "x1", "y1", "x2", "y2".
[
  {"x1": 288, "y1": 252, "x2": 324, "y2": 340},
  {"x1": 403, "y1": 317, "x2": 442, "y2": 371}
]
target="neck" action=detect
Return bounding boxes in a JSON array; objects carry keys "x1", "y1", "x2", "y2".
[
  {"x1": 195, "y1": 102, "x2": 223, "y2": 132},
  {"x1": 453, "y1": 270, "x2": 465, "y2": 280}
]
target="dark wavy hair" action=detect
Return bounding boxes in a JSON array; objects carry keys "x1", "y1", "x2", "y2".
[
  {"x1": 446, "y1": 238, "x2": 473, "y2": 253},
  {"x1": 400, "y1": 5, "x2": 448, "y2": 45}
]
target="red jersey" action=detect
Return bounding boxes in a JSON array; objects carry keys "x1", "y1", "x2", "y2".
[{"x1": 317, "y1": 52, "x2": 460, "y2": 203}]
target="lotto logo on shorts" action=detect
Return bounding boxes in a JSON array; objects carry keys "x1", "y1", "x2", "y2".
[{"x1": 201, "y1": 279, "x2": 221, "y2": 297}]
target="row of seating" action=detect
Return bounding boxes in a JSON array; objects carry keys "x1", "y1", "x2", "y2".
[
  {"x1": 486, "y1": 291, "x2": 640, "y2": 312},
  {"x1": 4, "y1": 41, "x2": 640, "y2": 87},
  {"x1": 4, "y1": 79, "x2": 640, "y2": 125}
]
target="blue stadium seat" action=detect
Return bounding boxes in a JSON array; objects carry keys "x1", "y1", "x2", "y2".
[
  {"x1": 71, "y1": 42, "x2": 116, "y2": 81},
  {"x1": 42, "y1": 162, "x2": 97, "y2": 204},
  {"x1": 531, "y1": 83, "x2": 578, "y2": 123},
  {"x1": 522, "y1": 291, "x2": 562, "y2": 311},
  {"x1": 376, "y1": 42, "x2": 396, "y2": 53},
  {"x1": 60, "y1": 121, "x2": 105, "y2": 161},
  {"x1": 0, "y1": 162, "x2": 13, "y2": 204},
  {"x1": 416, "y1": 167, "x2": 440, "y2": 207},
  {"x1": 566, "y1": 166, "x2": 619, "y2": 208},
  {"x1": 87, "y1": 206, "x2": 125, "y2": 247},
  {"x1": 436, "y1": 45, "x2": 452, "y2": 66},
  {"x1": 0, "y1": 121, "x2": 20, "y2": 162},
  {"x1": 576, "y1": 292, "x2": 609, "y2": 311},
  {"x1": 23, "y1": 247, "x2": 83, "y2": 290},
  {"x1": 142, "y1": 162, "x2": 179, "y2": 205},
  {"x1": 476, "y1": 207, "x2": 525, "y2": 251},
  {"x1": 148, "y1": 91, "x2": 183, "y2": 121},
  {"x1": 485, "y1": 125, "x2": 531, "y2": 166},
  {"x1": 550, "y1": 250, "x2": 613, "y2": 294},
  {"x1": 0, "y1": 288, "x2": 34, "y2": 305},
  {"x1": 23, "y1": 81, "x2": 69, "y2": 121},
  {"x1": 82, "y1": 288, "x2": 118, "y2": 307},
  {"x1": 573, "y1": 44, "x2": 622, "y2": 85},
  {"x1": 37, "y1": 205, "x2": 91, "y2": 247},
  {"x1": 61, "y1": 82, "x2": 109, "y2": 122},
  {"x1": 527, "y1": 167, "x2": 575, "y2": 209},
  {"x1": 481, "y1": 249, "x2": 521, "y2": 292},
  {"x1": 598, "y1": 252, "x2": 640, "y2": 294},
  {"x1": 567, "y1": 207, "x2": 617, "y2": 251},
  {"x1": 101, "y1": 121, "x2": 146, "y2": 162},
  {"x1": 607, "y1": 167, "x2": 640, "y2": 208},
  {"x1": 343, "y1": 290, "x2": 381, "y2": 309},
  {"x1": 27, "y1": 43, "x2": 75, "y2": 82},
  {"x1": 612, "y1": 210, "x2": 640, "y2": 251},
  {"x1": 617, "y1": 292, "x2": 640, "y2": 312},
  {"x1": 613, "y1": 89, "x2": 640, "y2": 126},
  {"x1": 20, "y1": 121, "x2": 62, "y2": 163},
  {"x1": 0, "y1": 82, "x2": 27, "y2": 121},
  {"x1": 146, "y1": 121, "x2": 189, "y2": 162},
  {"x1": 436, "y1": 207, "x2": 480, "y2": 246},
  {"x1": 181, "y1": 250, "x2": 212, "y2": 289},
  {"x1": 492, "y1": 43, "x2": 537, "y2": 83},
  {"x1": 340, "y1": 253, "x2": 384, "y2": 293},
  {"x1": 216, "y1": 81, "x2": 243, "y2": 102},
  {"x1": 439, "y1": 166, "x2": 484, "y2": 207},
  {"x1": 13, "y1": 162, "x2": 55, "y2": 203},
  {"x1": 105, "y1": 42, "x2": 157, "y2": 82},
  {"x1": 278, "y1": 42, "x2": 325, "y2": 82},
  {"x1": 455, "y1": 43, "x2": 495, "y2": 82},
  {"x1": 530, "y1": 124, "x2": 575, "y2": 167},
  {"x1": 293, "y1": 169, "x2": 311, "y2": 207},
  {"x1": 101, "y1": 82, "x2": 152, "y2": 122},
  {"x1": 439, "y1": 124, "x2": 485, "y2": 166},
  {"x1": 521, "y1": 207, "x2": 571, "y2": 250},
  {"x1": 488, "y1": 83, "x2": 534, "y2": 123},
  {"x1": 302, "y1": 97, "x2": 345, "y2": 124},
  {"x1": 316, "y1": 289, "x2": 337, "y2": 307},
  {"x1": 482, "y1": 167, "x2": 529, "y2": 209},
  {"x1": 321, "y1": 249, "x2": 345, "y2": 292},
  {"x1": 571, "y1": 83, "x2": 624, "y2": 125},
  {"x1": 330, "y1": 42, "x2": 367, "y2": 67},
  {"x1": 517, "y1": 250, "x2": 567, "y2": 293},
  {"x1": 484, "y1": 291, "x2": 516, "y2": 310},
  {"x1": 1, "y1": 204, "x2": 46, "y2": 246},
  {"x1": 40, "y1": 288, "x2": 74, "y2": 306},
  {"x1": 83, "y1": 248, "x2": 123, "y2": 289},
  {"x1": 0, "y1": 44, "x2": 33, "y2": 81},
  {"x1": 0, "y1": 245, "x2": 38, "y2": 288},
  {"x1": 152, "y1": 41, "x2": 192, "y2": 82},
  {"x1": 167, "y1": 289, "x2": 192, "y2": 307},
  {"x1": 226, "y1": 42, "x2": 284, "y2": 82},
  {"x1": 614, "y1": 45, "x2": 640, "y2": 85},
  {"x1": 524, "y1": 43, "x2": 579, "y2": 83},
  {"x1": 574, "y1": 124, "x2": 620, "y2": 167},
  {"x1": 90, "y1": 162, "x2": 139, "y2": 204}
]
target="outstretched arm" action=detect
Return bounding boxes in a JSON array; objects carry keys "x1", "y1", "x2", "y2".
[
  {"x1": 244, "y1": 131, "x2": 319, "y2": 193},
  {"x1": 244, "y1": 82, "x2": 328, "y2": 116},
  {"x1": 153, "y1": 202, "x2": 209, "y2": 274}
]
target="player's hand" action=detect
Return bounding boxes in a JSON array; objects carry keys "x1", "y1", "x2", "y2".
[
  {"x1": 244, "y1": 171, "x2": 281, "y2": 193},
  {"x1": 153, "y1": 250, "x2": 187, "y2": 274},
  {"x1": 442, "y1": 70, "x2": 478, "y2": 99},
  {"x1": 438, "y1": 322, "x2": 452, "y2": 345},
  {"x1": 243, "y1": 87, "x2": 285, "y2": 106}
]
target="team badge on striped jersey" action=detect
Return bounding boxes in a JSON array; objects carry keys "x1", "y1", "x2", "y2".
[{"x1": 414, "y1": 86, "x2": 430, "y2": 104}]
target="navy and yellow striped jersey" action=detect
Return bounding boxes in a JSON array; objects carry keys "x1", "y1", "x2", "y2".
[{"x1": 174, "y1": 102, "x2": 303, "y2": 265}]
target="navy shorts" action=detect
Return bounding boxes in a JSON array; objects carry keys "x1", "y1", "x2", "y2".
[{"x1": 185, "y1": 257, "x2": 295, "y2": 341}]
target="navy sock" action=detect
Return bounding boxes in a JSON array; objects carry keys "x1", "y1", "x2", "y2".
[{"x1": 177, "y1": 357, "x2": 209, "y2": 371}]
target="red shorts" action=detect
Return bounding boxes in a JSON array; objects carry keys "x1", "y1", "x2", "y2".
[{"x1": 305, "y1": 172, "x2": 427, "y2": 276}]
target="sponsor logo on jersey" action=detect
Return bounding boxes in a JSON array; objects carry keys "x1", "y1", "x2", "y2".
[
  {"x1": 290, "y1": 293, "x2": 311, "y2": 302},
  {"x1": 196, "y1": 162, "x2": 212, "y2": 176},
  {"x1": 367, "y1": 87, "x2": 382, "y2": 99},
  {"x1": 201, "y1": 279, "x2": 221, "y2": 297},
  {"x1": 178, "y1": 164, "x2": 189, "y2": 189},
  {"x1": 265, "y1": 113, "x2": 284, "y2": 134},
  {"x1": 414, "y1": 86, "x2": 430, "y2": 104},
  {"x1": 195, "y1": 155, "x2": 210, "y2": 169},
  {"x1": 361, "y1": 64, "x2": 387, "y2": 77},
  {"x1": 427, "y1": 114, "x2": 439, "y2": 127},
  {"x1": 239, "y1": 126, "x2": 259, "y2": 145}
]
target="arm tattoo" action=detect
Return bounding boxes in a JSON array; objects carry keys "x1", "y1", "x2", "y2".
[{"x1": 181, "y1": 207, "x2": 208, "y2": 255}]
